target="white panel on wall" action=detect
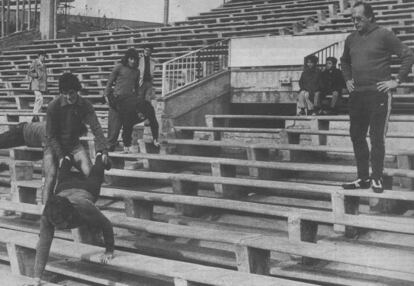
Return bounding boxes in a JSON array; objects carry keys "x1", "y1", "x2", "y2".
[{"x1": 229, "y1": 34, "x2": 348, "y2": 67}]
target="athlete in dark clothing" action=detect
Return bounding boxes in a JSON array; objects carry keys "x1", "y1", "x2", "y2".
[{"x1": 32, "y1": 154, "x2": 113, "y2": 286}]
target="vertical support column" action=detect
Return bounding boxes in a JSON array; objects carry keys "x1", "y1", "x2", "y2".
[
  {"x1": 28, "y1": 0, "x2": 31, "y2": 30},
  {"x1": 331, "y1": 191, "x2": 346, "y2": 232},
  {"x1": 211, "y1": 162, "x2": 238, "y2": 198},
  {"x1": 235, "y1": 245, "x2": 270, "y2": 275},
  {"x1": 310, "y1": 118, "x2": 329, "y2": 147},
  {"x1": 287, "y1": 215, "x2": 318, "y2": 265},
  {"x1": 22, "y1": 0, "x2": 25, "y2": 31},
  {"x1": 6, "y1": 243, "x2": 36, "y2": 276},
  {"x1": 328, "y1": 4, "x2": 336, "y2": 17},
  {"x1": 1, "y1": 0, "x2": 5, "y2": 37},
  {"x1": 171, "y1": 177, "x2": 199, "y2": 216},
  {"x1": 246, "y1": 147, "x2": 272, "y2": 179},
  {"x1": 163, "y1": 0, "x2": 169, "y2": 26},
  {"x1": 34, "y1": 0, "x2": 38, "y2": 28},
  {"x1": 15, "y1": 0, "x2": 19, "y2": 32},
  {"x1": 124, "y1": 198, "x2": 153, "y2": 219},
  {"x1": 40, "y1": 0, "x2": 56, "y2": 39}
]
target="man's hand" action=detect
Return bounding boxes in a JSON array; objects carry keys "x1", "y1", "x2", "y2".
[
  {"x1": 377, "y1": 80, "x2": 399, "y2": 92},
  {"x1": 346, "y1": 79, "x2": 354, "y2": 93},
  {"x1": 153, "y1": 139, "x2": 160, "y2": 148},
  {"x1": 100, "y1": 251, "x2": 114, "y2": 264},
  {"x1": 23, "y1": 277, "x2": 42, "y2": 286}
]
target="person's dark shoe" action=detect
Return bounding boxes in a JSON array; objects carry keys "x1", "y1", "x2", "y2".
[
  {"x1": 344, "y1": 226, "x2": 360, "y2": 239},
  {"x1": 31, "y1": 115, "x2": 40, "y2": 122},
  {"x1": 342, "y1": 178, "x2": 371, "y2": 190},
  {"x1": 297, "y1": 108, "x2": 306, "y2": 116},
  {"x1": 96, "y1": 152, "x2": 112, "y2": 170},
  {"x1": 371, "y1": 178, "x2": 384, "y2": 193},
  {"x1": 309, "y1": 109, "x2": 317, "y2": 116}
]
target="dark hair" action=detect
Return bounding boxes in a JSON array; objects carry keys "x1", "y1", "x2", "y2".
[
  {"x1": 121, "y1": 48, "x2": 139, "y2": 66},
  {"x1": 143, "y1": 45, "x2": 154, "y2": 52},
  {"x1": 326, "y1": 56, "x2": 337, "y2": 66},
  {"x1": 38, "y1": 50, "x2": 47, "y2": 56},
  {"x1": 353, "y1": 1, "x2": 376, "y2": 22},
  {"x1": 305, "y1": 55, "x2": 318, "y2": 64},
  {"x1": 59, "y1": 73, "x2": 82, "y2": 93},
  {"x1": 44, "y1": 195, "x2": 75, "y2": 226}
]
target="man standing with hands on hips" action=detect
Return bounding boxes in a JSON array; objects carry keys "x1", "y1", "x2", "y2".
[{"x1": 341, "y1": 2, "x2": 414, "y2": 193}]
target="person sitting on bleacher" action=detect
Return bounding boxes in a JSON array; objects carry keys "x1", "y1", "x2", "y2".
[
  {"x1": 118, "y1": 97, "x2": 159, "y2": 153},
  {"x1": 46, "y1": 73, "x2": 109, "y2": 179},
  {"x1": 319, "y1": 57, "x2": 346, "y2": 115},
  {"x1": 297, "y1": 55, "x2": 322, "y2": 115},
  {"x1": 30, "y1": 153, "x2": 113, "y2": 286}
]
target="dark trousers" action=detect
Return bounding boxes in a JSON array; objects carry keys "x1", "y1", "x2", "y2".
[
  {"x1": 349, "y1": 90, "x2": 391, "y2": 180},
  {"x1": 107, "y1": 106, "x2": 122, "y2": 151},
  {"x1": 0, "y1": 122, "x2": 26, "y2": 149},
  {"x1": 55, "y1": 155, "x2": 105, "y2": 202}
]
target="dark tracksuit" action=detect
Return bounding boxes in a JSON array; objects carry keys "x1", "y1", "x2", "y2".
[
  {"x1": 34, "y1": 156, "x2": 114, "y2": 279},
  {"x1": 118, "y1": 97, "x2": 159, "y2": 147},
  {"x1": 341, "y1": 23, "x2": 414, "y2": 180}
]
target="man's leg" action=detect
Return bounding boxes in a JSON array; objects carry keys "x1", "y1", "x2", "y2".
[
  {"x1": 330, "y1": 91, "x2": 340, "y2": 109},
  {"x1": 370, "y1": 92, "x2": 390, "y2": 192},
  {"x1": 0, "y1": 122, "x2": 26, "y2": 149},
  {"x1": 72, "y1": 144, "x2": 92, "y2": 177},
  {"x1": 107, "y1": 107, "x2": 122, "y2": 152},
  {"x1": 33, "y1": 91, "x2": 43, "y2": 113},
  {"x1": 313, "y1": 91, "x2": 321, "y2": 112},
  {"x1": 42, "y1": 147, "x2": 57, "y2": 203},
  {"x1": 144, "y1": 81, "x2": 154, "y2": 101},
  {"x1": 349, "y1": 92, "x2": 371, "y2": 181}
]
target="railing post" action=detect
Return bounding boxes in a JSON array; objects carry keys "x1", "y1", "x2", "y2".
[{"x1": 161, "y1": 62, "x2": 167, "y2": 97}]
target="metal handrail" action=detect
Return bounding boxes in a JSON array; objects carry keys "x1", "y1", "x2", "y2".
[
  {"x1": 305, "y1": 40, "x2": 345, "y2": 66},
  {"x1": 161, "y1": 39, "x2": 229, "y2": 96}
]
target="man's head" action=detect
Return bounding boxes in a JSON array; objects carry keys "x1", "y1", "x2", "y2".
[
  {"x1": 59, "y1": 73, "x2": 82, "y2": 104},
  {"x1": 352, "y1": 2, "x2": 375, "y2": 33},
  {"x1": 122, "y1": 48, "x2": 139, "y2": 68},
  {"x1": 143, "y1": 45, "x2": 153, "y2": 57},
  {"x1": 38, "y1": 51, "x2": 46, "y2": 62},
  {"x1": 305, "y1": 55, "x2": 318, "y2": 69},
  {"x1": 326, "y1": 57, "x2": 337, "y2": 70},
  {"x1": 44, "y1": 195, "x2": 76, "y2": 229}
]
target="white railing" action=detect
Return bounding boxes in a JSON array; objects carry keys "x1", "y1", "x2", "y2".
[
  {"x1": 161, "y1": 39, "x2": 229, "y2": 96},
  {"x1": 305, "y1": 40, "x2": 345, "y2": 66}
]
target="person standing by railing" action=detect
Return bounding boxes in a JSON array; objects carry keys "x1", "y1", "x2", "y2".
[
  {"x1": 340, "y1": 1, "x2": 414, "y2": 193},
  {"x1": 138, "y1": 45, "x2": 159, "y2": 101},
  {"x1": 105, "y1": 48, "x2": 141, "y2": 152},
  {"x1": 27, "y1": 51, "x2": 47, "y2": 122}
]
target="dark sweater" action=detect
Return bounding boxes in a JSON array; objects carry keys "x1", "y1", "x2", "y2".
[
  {"x1": 299, "y1": 67, "x2": 321, "y2": 94},
  {"x1": 105, "y1": 63, "x2": 140, "y2": 101},
  {"x1": 46, "y1": 95, "x2": 108, "y2": 159},
  {"x1": 341, "y1": 23, "x2": 414, "y2": 91},
  {"x1": 320, "y1": 68, "x2": 345, "y2": 95}
]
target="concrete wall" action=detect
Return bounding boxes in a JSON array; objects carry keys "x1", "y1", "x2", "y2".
[
  {"x1": 231, "y1": 67, "x2": 302, "y2": 104},
  {"x1": 157, "y1": 71, "x2": 231, "y2": 136}
]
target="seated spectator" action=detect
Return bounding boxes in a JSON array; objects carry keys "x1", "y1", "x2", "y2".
[
  {"x1": 319, "y1": 57, "x2": 346, "y2": 115},
  {"x1": 297, "y1": 55, "x2": 322, "y2": 115}
]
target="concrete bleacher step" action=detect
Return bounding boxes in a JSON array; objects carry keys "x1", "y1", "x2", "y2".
[{"x1": 0, "y1": 269, "x2": 59, "y2": 286}]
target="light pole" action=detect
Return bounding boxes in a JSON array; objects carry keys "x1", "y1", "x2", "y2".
[{"x1": 164, "y1": 0, "x2": 169, "y2": 26}]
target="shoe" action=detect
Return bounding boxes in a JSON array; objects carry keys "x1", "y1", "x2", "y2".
[
  {"x1": 123, "y1": 146, "x2": 131, "y2": 153},
  {"x1": 96, "y1": 152, "x2": 112, "y2": 170},
  {"x1": 372, "y1": 178, "x2": 384, "y2": 193},
  {"x1": 297, "y1": 109, "x2": 306, "y2": 116},
  {"x1": 32, "y1": 116, "x2": 40, "y2": 122},
  {"x1": 309, "y1": 110, "x2": 316, "y2": 116},
  {"x1": 342, "y1": 178, "x2": 371, "y2": 190}
]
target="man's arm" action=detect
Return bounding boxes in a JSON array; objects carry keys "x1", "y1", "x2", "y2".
[
  {"x1": 384, "y1": 30, "x2": 414, "y2": 81},
  {"x1": 83, "y1": 100, "x2": 108, "y2": 154},
  {"x1": 27, "y1": 60, "x2": 38, "y2": 79},
  {"x1": 143, "y1": 101, "x2": 159, "y2": 141},
  {"x1": 340, "y1": 37, "x2": 352, "y2": 82},
  {"x1": 46, "y1": 102, "x2": 64, "y2": 159},
  {"x1": 34, "y1": 216, "x2": 55, "y2": 279}
]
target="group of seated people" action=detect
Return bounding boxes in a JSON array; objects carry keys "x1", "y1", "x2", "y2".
[{"x1": 297, "y1": 55, "x2": 346, "y2": 116}]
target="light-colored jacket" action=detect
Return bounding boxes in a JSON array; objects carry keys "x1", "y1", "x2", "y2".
[
  {"x1": 138, "y1": 56, "x2": 159, "y2": 86},
  {"x1": 28, "y1": 59, "x2": 47, "y2": 92}
]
